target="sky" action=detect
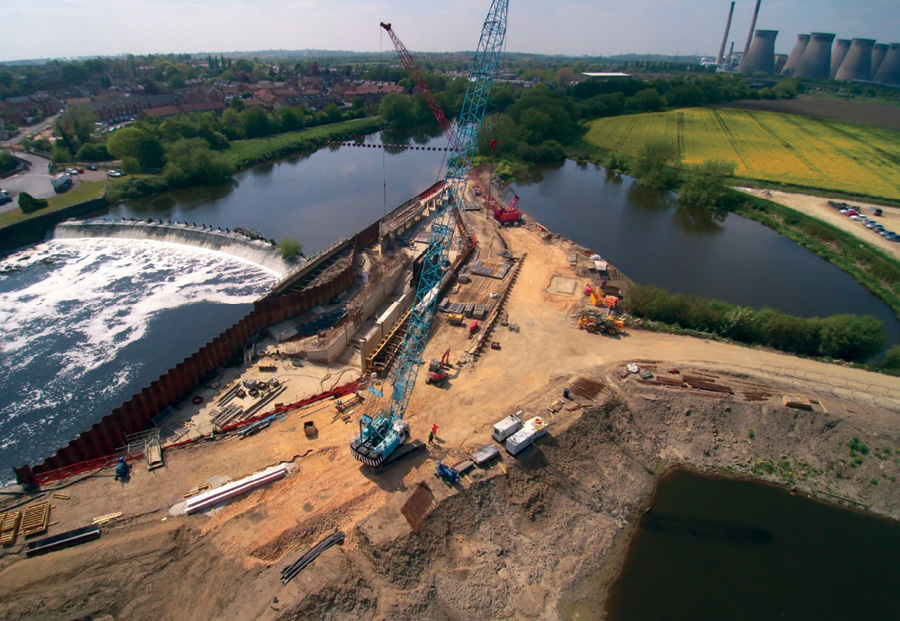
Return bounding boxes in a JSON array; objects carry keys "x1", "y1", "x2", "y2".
[{"x1": 1, "y1": 0, "x2": 898, "y2": 63}]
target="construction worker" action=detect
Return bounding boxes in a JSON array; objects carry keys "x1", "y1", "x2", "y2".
[
  {"x1": 114, "y1": 457, "x2": 130, "y2": 481},
  {"x1": 428, "y1": 431, "x2": 435, "y2": 445},
  {"x1": 431, "y1": 424, "x2": 439, "y2": 438}
]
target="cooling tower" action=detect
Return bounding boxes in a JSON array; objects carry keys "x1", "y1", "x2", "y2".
[
  {"x1": 716, "y1": 2, "x2": 736, "y2": 65},
  {"x1": 781, "y1": 34, "x2": 809, "y2": 76},
  {"x1": 830, "y1": 39, "x2": 850, "y2": 78},
  {"x1": 738, "y1": 30, "x2": 777, "y2": 74},
  {"x1": 835, "y1": 38, "x2": 875, "y2": 81},
  {"x1": 795, "y1": 33, "x2": 835, "y2": 79},
  {"x1": 774, "y1": 54, "x2": 788, "y2": 74},
  {"x1": 873, "y1": 43, "x2": 900, "y2": 84},
  {"x1": 742, "y1": 0, "x2": 762, "y2": 58},
  {"x1": 872, "y1": 43, "x2": 889, "y2": 76}
]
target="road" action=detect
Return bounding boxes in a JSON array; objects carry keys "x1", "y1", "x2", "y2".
[{"x1": 0, "y1": 151, "x2": 56, "y2": 211}]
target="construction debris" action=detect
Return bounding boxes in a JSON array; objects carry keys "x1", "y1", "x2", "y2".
[
  {"x1": 21, "y1": 502, "x2": 51, "y2": 537},
  {"x1": 92, "y1": 512, "x2": 124, "y2": 526},
  {"x1": 0, "y1": 510, "x2": 22, "y2": 545},
  {"x1": 51, "y1": 493, "x2": 70, "y2": 500},
  {"x1": 401, "y1": 482, "x2": 436, "y2": 533}
]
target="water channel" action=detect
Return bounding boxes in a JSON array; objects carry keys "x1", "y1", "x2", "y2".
[{"x1": 573, "y1": 468, "x2": 900, "y2": 620}]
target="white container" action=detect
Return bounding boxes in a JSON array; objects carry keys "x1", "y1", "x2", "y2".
[
  {"x1": 492, "y1": 411, "x2": 523, "y2": 443},
  {"x1": 505, "y1": 416, "x2": 549, "y2": 456}
]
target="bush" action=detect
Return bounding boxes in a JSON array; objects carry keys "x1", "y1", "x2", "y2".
[
  {"x1": 278, "y1": 238, "x2": 303, "y2": 261},
  {"x1": 18, "y1": 191, "x2": 49, "y2": 214},
  {"x1": 104, "y1": 177, "x2": 169, "y2": 201},
  {"x1": 883, "y1": 346, "x2": 900, "y2": 372},
  {"x1": 0, "y1": 151, "x2": 17, "y2": 174},
  {"x1": 818, "y1": 314, "x2": 885, "y2": 361}
]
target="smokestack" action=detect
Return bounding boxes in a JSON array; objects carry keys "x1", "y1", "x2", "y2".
[
  {"x1": 738, "y1": 30, "x2": 778, "y2": 75},
  {"x1": 873, "y1": 43, "x2": 900, "y2": 85},
  {"x1": 830, "y1": 39, "x2": 850, "y2": 78},
  {"x1": 795, "y1": 33, "x2": 835, "y2": 79},
  {"x1": 743, "y1": 0, "x2": 762, "y2": 58},
  {"x1": 717, "y1": 2, "x2": 736, "y2": 66},
  {"x1": 781, "y1": 34, "x2": 810, "y2": 76},
  {"x1": 872, "y1": 43, "x2": 889, "y2": 76},
  {"x1": 836, "y1": 38, "x2": 876, "y2": 81},
  {"x1": 774, "y1": 54, "x2": 788, "y2": 74}
]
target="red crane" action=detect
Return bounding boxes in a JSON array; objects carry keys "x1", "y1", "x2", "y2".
[{"x1": 380, "y1": 22, "x2": 522, "y2": 225}]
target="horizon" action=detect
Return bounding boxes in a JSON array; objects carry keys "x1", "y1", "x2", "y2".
[{"x1": 2, "y1": 0, "x2": 898, "y2": 65}]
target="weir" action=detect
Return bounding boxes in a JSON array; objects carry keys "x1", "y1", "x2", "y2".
[{"x1": 53, "y1": 219, "x2": 293, "y2": 276}]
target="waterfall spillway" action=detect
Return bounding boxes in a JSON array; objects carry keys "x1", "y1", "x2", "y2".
[{"x1": 53, "y1": 219, "x2": 292, "y2": 277}]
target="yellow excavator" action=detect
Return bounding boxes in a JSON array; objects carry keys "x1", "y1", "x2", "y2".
[{"x1": 579, "y1": 309, "x2": 625, "y2": 335}]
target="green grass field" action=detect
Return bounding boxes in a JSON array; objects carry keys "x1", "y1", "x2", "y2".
[{"x1": 584, "y1": 108, "x2": 900, "y2": 201}]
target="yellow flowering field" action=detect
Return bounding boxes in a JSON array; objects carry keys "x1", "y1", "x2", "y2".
[{"x1": 584, "y1": 108, "x2": 900, "y2": 200}]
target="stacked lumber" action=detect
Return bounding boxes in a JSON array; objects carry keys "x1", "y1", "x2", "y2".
[
  {"x1": 21, "y1": 502, "x2": 51, "y2": 537},
  {"x1": 92, "y1": 512, "x2": 123, "y2": 526},
  {"x1": 0, "y1": 510, "x2": 22, "y2": 545},
  {"x1": 683, "y1": 378, "x2": 734, "y2": 394}
]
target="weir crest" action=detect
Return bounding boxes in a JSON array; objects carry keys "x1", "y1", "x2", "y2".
[{"x1": 53, "y1": 218, "x2": 296, "y2": 277}]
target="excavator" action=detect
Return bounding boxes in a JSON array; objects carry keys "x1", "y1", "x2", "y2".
[{"x1": 426, "y1": 348, "x2": 451, "y2": 386}]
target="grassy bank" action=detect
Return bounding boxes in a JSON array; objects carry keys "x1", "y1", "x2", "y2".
[
  {"x1": 0, "y1": 179, "x2": 112, "y2": 228},
  {"x1": 583, "y1": 108, "x2": 900, "y2": 201},
  {"x1": 224, "y1": 117, "x2": 384, "y2": 169}
]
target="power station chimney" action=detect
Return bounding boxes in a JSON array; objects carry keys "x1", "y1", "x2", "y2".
[
  {"x1": 717, "y1": 2, "x2": 736, "y2": 66},
  {"x1": 781, "y1": 34, "x2": 809, "y2": 76},
  {"x1": 795, "y1": 33, "x2": 835, "y2": 79},
  {"x1": 872, "y1": 43, "x2": 889, "y2": 76},
  {"x1": 830, "y1": 39, "x2": 851, "y2": 78},
  {"x1": 742, "y1": 1, "x2": 762, "y2": 59},
  {"x1": 836, "y1": 38, "x2": 876, "y2": 81},
  {"x1": 774, "y1": 54, "x2": 788, "y2": 74},
  {"x1": 738, "y1": 30, "x2": 778, "y2": 75},
  {"x1": 873, "y1": 43, "x2": 900, "y2": 85}
]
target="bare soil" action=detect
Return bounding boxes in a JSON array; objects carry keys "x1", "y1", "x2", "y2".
[
  {"x1": 716, "y1": 96, "x2": 900, "y2": 131},
  {"x1": 1, "y1": 208, "x2": 898, "y2": 620}
]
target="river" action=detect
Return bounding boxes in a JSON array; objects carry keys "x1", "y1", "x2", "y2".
[
  {"x1": 511, "y1": 161, "x2": 900, "y2": 348},
  {"x1": 589, "y1": 468, "x2": 900, "y2": 620}
]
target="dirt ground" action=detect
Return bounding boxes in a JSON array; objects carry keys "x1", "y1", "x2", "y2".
[
  {"x1": 739, "y1": 187, "x2": 900, "y2": 259},
  {"x1": 717, "y1": 96, "x2": 900, "y2": 131},
  {"x1": 1, "y1": 207, "x2": 899, "y2": 620}
]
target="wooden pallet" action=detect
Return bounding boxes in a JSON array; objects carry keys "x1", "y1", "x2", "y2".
[
  {"x1": 0, "y1": 510, "x2": 22, "y2": 546},
  {"x1": 21, "y1": 502, "x2": 51, "y2": 537}
]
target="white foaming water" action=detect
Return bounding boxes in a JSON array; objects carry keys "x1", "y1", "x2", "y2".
[{"x1": 0, "y1": 238, "x2": 277, "y2": 475}]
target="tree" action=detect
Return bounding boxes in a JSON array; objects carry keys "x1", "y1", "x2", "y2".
[
  {"x1": 18, "y1": 192, "x2": 49, "y2": 214},
  {"x1": 379, "y1": 93, "x2": 413, "y2": 127},
  {"x1": 278, "y1": 238, "x2": 303, "y2": 261},
  {"x1": 61, "y1": 63, "x2": 88, "y2": 86},
  {"x1": 51, "y1": 145, "x2": 73, "y2": 164},
  {"x1": 0, "y1": 151, "x2": 17, "y2": 175},
  {"x1": 107, "y1": 127, "x2": 166, "y2": 168},
  {"x1": 626, "y1": 88, "x2": 665, "y2": 111},
  {"x1": 239, "y1": 106, "x2": 270, "y2": 138},
  {"x1": 678, "y1": 159, "x2": 737, "y2": 210},
  {"x1": 632, "y1": 139, "x2": 680, "y2": 190},
  {"x1": 882, "y1": 346, "x2": 900, "y2": 374},
  {"x1": 121, "y1": 156, "x2": 141, "y2": 177},
  {"x1": 818, "y1": 314, "x2": 885, "y2": 361},
  {"x1": 164, "y1": 138, "x2": 234, "y2": 187}
]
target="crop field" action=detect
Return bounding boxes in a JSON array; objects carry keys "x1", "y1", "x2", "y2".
[{"x1": 584, "y1": 108, "x2": 900, "y2": 200}]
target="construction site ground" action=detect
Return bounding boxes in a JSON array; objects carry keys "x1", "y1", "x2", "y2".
[{"x1": 1, "y1": 206, "x2": 899, "y2": 620}]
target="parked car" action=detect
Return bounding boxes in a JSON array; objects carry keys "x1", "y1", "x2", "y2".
[
  {"x1": 839, "y1": 209, "x2": 849, "y2": 215},
  {"x1": 0, "y1": 189, "x2": 12, "y2": 205},
  {"x1": 849, "y1": 215, "x2": 862, "y2": 221},
  {"x1": 65, "y1": 167, "x2": 79, "y2": 175},
  {"x1": 86, "y1": 164, "x2": 98, "y2": 171},
  {"x1": 885, "y1": 233, "x2": 900, "y2": 242},
  {"x1": 107, "y1": 169, "x2": 123, "y2": 178}
]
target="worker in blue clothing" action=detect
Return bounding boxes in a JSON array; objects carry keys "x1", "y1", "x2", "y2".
[{"x1": 114, "y1": 457, "x2": 130, "y2": 481}]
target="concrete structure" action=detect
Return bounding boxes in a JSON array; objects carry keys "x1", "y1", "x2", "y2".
[
  {"x1": 872, "y1": 43, "x2": 889, "y2": 76},
  {"x1": 795, "y1": 33, "x2": 835, "y2": 79},
  {"x1": 836, "y1": 38, "x2": 876, "y2": 81},
  {"x1": 742, "y1": 0, "x2": 762, "y2": 59},
  {"x1": 738, "y1": 30, "x2": 778, "y2": 75},
  {"x1": 716, "y1": 2, "x2": 736, "y2": 66},
  {"x1": 830, "y1": 39, "x2": 851, "y2": 78},
  {"x1": 873, "y1": 43, "x2": 900, "y2": 84},
  {"x1": 781, "y1": 34, "x2": 810, "y2": 76},
  {"x1": 774, "y1": 54, "x2": 789, "y2": 74}
]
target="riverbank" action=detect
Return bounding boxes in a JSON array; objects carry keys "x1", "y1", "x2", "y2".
[{"x1": 0, "y1": 206, "x2": 897, "y2": 619}]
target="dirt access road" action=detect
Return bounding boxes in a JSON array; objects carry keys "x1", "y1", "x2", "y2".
[
  {"x1": 740, "y1": 187, "x2": 900, "y2": 259},
  {"x1": 1, "y1": 209, "x2": 898, "y2": 620}
]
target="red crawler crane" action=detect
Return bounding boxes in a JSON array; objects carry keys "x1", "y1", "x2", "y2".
[{"x1": 380, "y1": 22, "x2": 522, "y2": 225}]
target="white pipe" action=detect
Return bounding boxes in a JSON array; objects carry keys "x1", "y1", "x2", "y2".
[{"x1": 186, "y1": 465, "x2": 287, "y2": 514}]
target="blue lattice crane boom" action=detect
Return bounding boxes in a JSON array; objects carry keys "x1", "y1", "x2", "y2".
[{"x1": 351, "y1": 0, "x2": 509, "y2": 467}]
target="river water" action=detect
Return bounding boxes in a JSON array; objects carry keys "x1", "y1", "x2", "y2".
[
  {"x1": 593, "y1": 468, "x2": 900, "y2": 620},
  {"x1": 511, "y1": 161, "x2": 900, "y2": 348}
]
